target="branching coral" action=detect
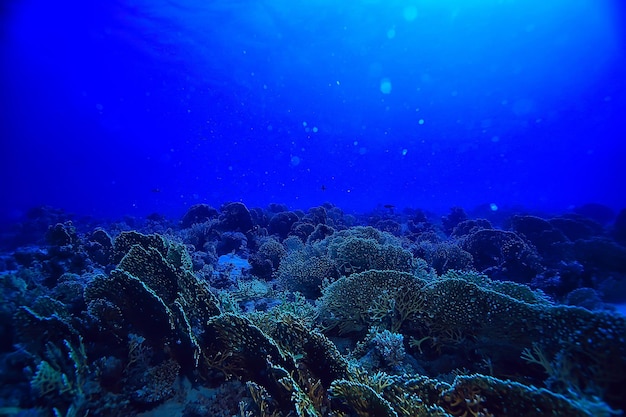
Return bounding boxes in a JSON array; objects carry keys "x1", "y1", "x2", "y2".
[
  {"x1": 199, "y1": 313, "x2": 291, "y2": 380},
  {"x1": 7, "y1": 217, "x2": 626, "y2": 417},
  {"x1": 330, "y1": 379, "x2": 399, "y2": 417},
  {"x1": 318, "y1": 270, "x2": 429, "y2": 334},
  {"x1": 440, "y1": 374, "x2": 617, "y2": 417},
  {"x1": 328, "y1": 236, "x2": 415, "y2": 276},
  {"x1": 277, "y1": 248, "x2": 338, "y2": 298},
  {"x1": 30, "y1": 337, "x2": 90, "y2": 416}
]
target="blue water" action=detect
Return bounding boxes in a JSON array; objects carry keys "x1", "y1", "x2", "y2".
[{"x1": 1, "y1": 0, "x2": 625, "y2": 221}]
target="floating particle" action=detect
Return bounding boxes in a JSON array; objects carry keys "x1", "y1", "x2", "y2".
[
  {"x1": 403, "y1": 6, "x2": 418, "y2": 21},
  {"x1": 380, "y1": 78, "x2": 392, "y2": 94}
]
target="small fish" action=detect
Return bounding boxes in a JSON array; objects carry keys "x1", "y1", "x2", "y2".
[
  {"x1": 151, "y1": 188, "x2": 161, "y2": 193},
  {"x1": 321, "y1": 184, "x2": 327, "y2": 191},
  {"x1": 383, "y1": 204, "x2": 395, "y2": 209}
]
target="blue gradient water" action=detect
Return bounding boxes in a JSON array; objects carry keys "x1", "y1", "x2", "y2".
[{"x1": 1, "y1": 0, "x2": 625, "y2": 221}]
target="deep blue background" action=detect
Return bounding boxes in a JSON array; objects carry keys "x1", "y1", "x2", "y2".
[{"x1": 1, "y1": 0, "x2": 625, "y2": 222}]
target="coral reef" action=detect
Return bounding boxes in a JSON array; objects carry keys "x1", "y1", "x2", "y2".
[{"x1": 0, "y1": 202, "x2": 624, "y2": 416}]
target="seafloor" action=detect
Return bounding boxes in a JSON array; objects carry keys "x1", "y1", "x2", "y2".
[{"x1": 0, "y1": 202, "x2": 625, "y2": 417}]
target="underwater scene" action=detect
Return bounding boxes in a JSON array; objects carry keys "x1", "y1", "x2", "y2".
[{"x1": 1, "y1": 0, "x2": 626, "y2": 416}]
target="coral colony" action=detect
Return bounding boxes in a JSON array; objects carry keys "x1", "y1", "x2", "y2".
[{"x1": 0, "y1": 202, "x2": 625, "y2": 416}]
